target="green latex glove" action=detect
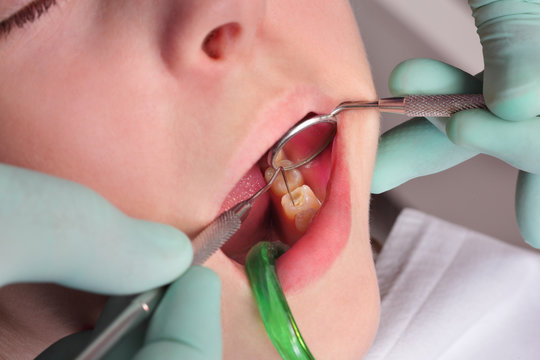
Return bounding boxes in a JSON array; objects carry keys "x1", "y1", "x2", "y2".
[
  {"x1": 371, "y1": 59, "x2": 482, "y2": 194},
  {"x1": 37, "y1": 266, "x2": 222, "y2": 360},
  {"x1": 1, "y1": 163, "x2": 222, "y2": 358},
  {"x1": 469, "y1": 0, "x2": 540, "y2": 121},
  {"x1": 0, "y1": 163, "x2": 192, "y2": 293},
  {"x1": 372, "y1": 59, "x2": 540, "y2": 247},
  {"x1": 372, "y1": 0, "x2": 540, "y2": 247}
]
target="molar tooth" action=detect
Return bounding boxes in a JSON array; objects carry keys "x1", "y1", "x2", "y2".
[
  {"x1": 295, "y1": 208, "x2": 318, "y2": 233},
  {"x1": 281, "y1": 185, "x2": 321, "y2": 233},
  {"x1": 273, "y1": 149, "x2": 286, "y2": 166},
  {"x1": 265, "y1": 160, "x2": 303, "y2": 197}
]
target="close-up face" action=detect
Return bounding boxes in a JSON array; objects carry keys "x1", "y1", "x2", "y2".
[{"x1": 0, "y1": 0, "x2": 380, "y2": 358}]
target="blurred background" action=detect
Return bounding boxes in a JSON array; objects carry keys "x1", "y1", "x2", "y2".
[{"x1": 350, "y1": 0, "x2": 525, "y2": 248}]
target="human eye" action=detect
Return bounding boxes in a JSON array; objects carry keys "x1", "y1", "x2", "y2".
[{"x1": 0, "y1": 0, "x2": 58, "y2": 36}]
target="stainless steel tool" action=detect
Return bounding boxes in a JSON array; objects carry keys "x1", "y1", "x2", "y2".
[
  {"x1": 331, "y1": 94, "x2": 487, "y2": 117},
  {"x1": 269, "y1": 94, "x2": 487, "y2": 170}
]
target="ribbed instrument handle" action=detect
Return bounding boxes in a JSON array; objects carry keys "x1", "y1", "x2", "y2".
[
  {"x1": 191, "y1": 209, "x2": 242, "y2": 265},
  {"x1": 404, "y1": 94, "x2": 487, "y2": 117}
]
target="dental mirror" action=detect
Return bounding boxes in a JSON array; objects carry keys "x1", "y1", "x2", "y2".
[{"x1": 268, "y1": 114, "x2": 337, "y2": 171}]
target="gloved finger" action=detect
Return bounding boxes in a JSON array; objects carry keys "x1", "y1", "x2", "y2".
[
  {"x1": 389, "y1": 58, "x2": 482, "y2": 97},
  {"x1": 516, "y1": 172, "x2": 540, "y2": 248},
  {"x1": 389, "y1": 58, "x2": 483, "y2": 134},
  {"x1": 372, "y1": 59, "x2": 483, "y2": 193},
  {"x1": 371, "y1": 117, "x2": 478, "y2": 194},
  {"x1": 0, "y1": 164, "x2": 192, "y2": 294},
  {"x1": 484, "y1": 61, "x2": 540, "y2": 121},
  {"x1": 134, "y1": 266, "x2": 222, "y2": 360},
  {"x1": 447, "y1": 109, "x2": 540, "y2": 174},
  {"x1": 470, "y1": 0, "x2": 540, "y2": 121}
]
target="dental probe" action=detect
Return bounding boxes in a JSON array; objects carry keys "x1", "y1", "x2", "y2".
[
  {"x1": 330, "y1": 94, "x2": 487, "y2": 118},
  {"x1": 269, "y1": 94, "x2": 487, "y2": 171},
  {"x1": 77, "y1": 168, "x2": 287, "y2": 359}
]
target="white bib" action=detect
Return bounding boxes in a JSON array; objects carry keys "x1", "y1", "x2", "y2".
[{"x1": 365, "y1": 209, "x2": 540, "y2": 360}]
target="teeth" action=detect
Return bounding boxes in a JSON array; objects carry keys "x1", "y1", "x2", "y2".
[
  {"x1": 265, "y1": 155, "x2": 322, "y2": 234},
  {"x1": 294, "y1": 208, "x2": 318, "y2": 233},
  {"x1": 273, "y1": 149, "x2": 286, "y2": 166},
  {"x1": 281, "y1": 185, "x2": 321, "y2": 233},
  {"x1": 264, "y1": 160, "x2": 303, "y2": 198}
]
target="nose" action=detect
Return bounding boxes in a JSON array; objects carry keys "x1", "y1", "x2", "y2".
[{"x1": 160, "y1": 0, "x2": 265, "y2": 71}]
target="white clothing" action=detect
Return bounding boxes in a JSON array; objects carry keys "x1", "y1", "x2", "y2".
[{"x1": 365, "y1": 209, "x2": 540, "y2": 360}]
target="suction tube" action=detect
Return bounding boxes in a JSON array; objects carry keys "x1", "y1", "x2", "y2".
[{"x1": 245, "y1": 242, "x2": 315, "y2": 360}]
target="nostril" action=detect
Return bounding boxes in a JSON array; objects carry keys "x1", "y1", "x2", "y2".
[{"x1": 202, "y1": 23, "x2": 242, "y2": 60}]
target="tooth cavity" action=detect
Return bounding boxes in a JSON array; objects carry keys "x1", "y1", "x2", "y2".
[
  {"x1": 281, "y1": 185, "x2": 321, "y2": 233},
  {"x1": 265, "y1": 160, "x2": 303, "y2": 198}
]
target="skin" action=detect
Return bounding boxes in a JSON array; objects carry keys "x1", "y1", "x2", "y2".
[{"x1": 0, "y1": 0, "x2": 380, "y2": 358}]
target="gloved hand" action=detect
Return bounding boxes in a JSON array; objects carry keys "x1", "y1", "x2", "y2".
[
  {"x1": 371, "y1": 59, "x2": 540, "y2": 246},
  {"x1": 0, "y1": 163, "x2": 222, "y2": 358},
  {"x1": 1, "y1": 163, "x2": 191, "y2": 293},
  {"x1": 372, "y1": 0, "x2": 540, "y2": 247},
  {"x1": 37, "y1": 266, "x2": 222, "y2": 360}
]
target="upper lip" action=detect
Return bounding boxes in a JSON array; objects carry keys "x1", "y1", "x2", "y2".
[{"x1": 218, "y1": 85, "x2": 337, "y2": 210}]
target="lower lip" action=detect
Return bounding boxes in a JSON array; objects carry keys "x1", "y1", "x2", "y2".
[{"x1": 276, "y1": 128, "x2": 351, "y2": 293}]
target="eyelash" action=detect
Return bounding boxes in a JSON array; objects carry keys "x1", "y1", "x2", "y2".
[{"x1": 0, "y1": 0, "x2": 57, "y2": 36}]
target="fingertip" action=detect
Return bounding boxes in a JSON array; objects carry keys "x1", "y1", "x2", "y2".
[
  {"x1": 133, "y1": 220, "x2": 193, "y2": 259},
  {"x1": 389, "y1": 58, "x2": 481, "y2": 96},
  {"x1": 127, "y1": 219, "x2": 194, "y2": 286},
  {"x1": 516, "y1": 172, "x2": 540, "y2": 249},
  {"x1": 81, "y1": 220, "x2": 193, "y2": 294},
  {"x1": 446, "y1": 111, "x2": 470, "y2": 147},
  {"x1": 370, "y1": 167, "x2": 396, "y2": 194},
  {"x1": 388, "y1": 59, "x2": 414, "y2": 96},
  {"x1": 369, "y1": 182, "x2": 386, "y2": 195},
  {"x1": 485, "y1": 88, "x2": 540, "y2": 121},
  {"x1": 446, "y1": 109, "x2": 491, "y2": 149},
  {"x1": 389, "y1": 59, "x2": 434, "y2": 96},
  {"x1": 523, "y1": 233, "x2": 540, "y2": 249}
]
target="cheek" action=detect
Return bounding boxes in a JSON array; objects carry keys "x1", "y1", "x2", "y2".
[
  {"x1": 0, "y1": 42, "x2": 226, "y2": 234},
  {"x1": 265, "y1": 0, "x2": 374, "y2": 99}
]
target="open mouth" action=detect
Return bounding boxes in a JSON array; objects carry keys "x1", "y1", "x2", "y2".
[
  {"x1": 220, "y1": 112, "x2": 331, "y2": 263},
  {"x1": 217, "y1": 110, "x2": 351, "y2": 291}
]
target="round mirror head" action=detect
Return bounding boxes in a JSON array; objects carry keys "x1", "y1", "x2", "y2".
[{"x1": 268, "y1": 115, "x2": 337, "y2": 171}]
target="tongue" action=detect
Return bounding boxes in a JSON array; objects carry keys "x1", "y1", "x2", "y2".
[
  {"x1": 220, "y1": 165, "x2": 272, "y2": 263},
  {"x1": 220, "y1": 165, "x2": 268, "y2": 212}
]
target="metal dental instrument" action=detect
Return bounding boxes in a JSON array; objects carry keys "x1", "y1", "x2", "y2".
[
  {"x1": 268, "y1": 94, "x2": 487, "y2": 171},
  {"x1": 76, "y1": 167, "x2": 287, "y2": 360},
  {"x1": 331, "y1": 93, "x2": 486, "y2": 118},
  {"x1": 280, "y1": 170, "x2": 296, "y2": 206}
]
